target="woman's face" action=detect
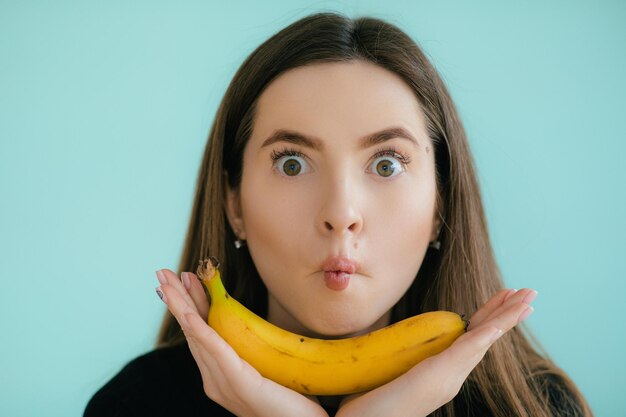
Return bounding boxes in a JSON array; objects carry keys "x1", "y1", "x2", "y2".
[{"x1": 225, "y1": 59, "x2": 440, "y2": 338}]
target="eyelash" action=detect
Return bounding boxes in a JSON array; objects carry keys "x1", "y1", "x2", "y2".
[
  {"x1": 270, "y1": 146, "x2": 412, "y2": 167},
  {"x1": 372, "y1": 147, "x2": 412, "y2": 166},
  {"x1": 270, "y1": 147, "x2": 307, "y2": 162}
]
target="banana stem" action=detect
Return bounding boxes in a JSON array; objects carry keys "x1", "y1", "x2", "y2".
[{"x1": 196, "y1": 257, "x2": 226, "y2": 302}]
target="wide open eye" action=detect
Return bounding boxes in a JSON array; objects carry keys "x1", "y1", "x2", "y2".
[
  {"x1": 367, "y1": 147, "x2": 412, "y2": 178},
  {"x1": 371, "y1": 157, "x2": 403, "y2": 178},
  {"x1": 271, "y1": 149, "x2": 310, "y2": 177}
]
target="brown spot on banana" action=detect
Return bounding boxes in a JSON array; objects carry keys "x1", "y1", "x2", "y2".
[
  {"x1": 200, "y1": 256, "x2": 466, "y2": 395},
  {"x1": 423, "y1": 334, "x2": 443, "y2": 344}
]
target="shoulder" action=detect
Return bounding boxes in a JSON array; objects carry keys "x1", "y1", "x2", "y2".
[{"x1": 83, "y1": 342, "x2": 235, "y2": 417}]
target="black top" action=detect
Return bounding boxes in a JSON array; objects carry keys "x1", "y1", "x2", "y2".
[
  {"x1": 84, "y1": 342, "x2": 336, "y2": 417},
  {"x1": 84, "y1": 342, "x2": 582, "y2": 417}
]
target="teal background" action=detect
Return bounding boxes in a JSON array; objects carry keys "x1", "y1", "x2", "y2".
[{"x1": 1, "y1": 1, "x2": 624, "y2": 415}]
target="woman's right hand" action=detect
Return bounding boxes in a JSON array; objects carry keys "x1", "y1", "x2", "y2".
[{"x1": 156, "y1": 269, "x2": 329, "y2": 417}]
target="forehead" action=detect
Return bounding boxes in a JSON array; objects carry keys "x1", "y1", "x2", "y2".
[{"x1": 250, "y1": 60, "x2": 428, "y2": 147}]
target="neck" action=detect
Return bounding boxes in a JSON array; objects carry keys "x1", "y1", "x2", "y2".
[{"x1": 266, "y1": 293, "x2": 392, "y2": 339}]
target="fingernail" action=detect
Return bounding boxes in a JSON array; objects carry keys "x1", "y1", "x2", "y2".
[
  {"x1": 156, "y1": 286, "x2": 167, "y2": 304},
  {"x1": 156, "y1": 270, "x2": 167, "y2": 285},
  {"x1": 522, "y1": 290, "x2": 538, "y2": 304},
  {"x1": 182, "y1": 272, "x2": 191, "y2": 290},
  {"x1": 504, "y1": 289, "x2": 518, "y2": 301},
  {"x1": 489, "y1": 328, "x2": 503, "y2": 343},
  {"x1": 518, "y1": 306, "x2": 534, "y2": 323}
]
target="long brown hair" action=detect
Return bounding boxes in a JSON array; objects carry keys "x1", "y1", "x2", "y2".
[{"x1": 156, "y1": 12, "x2": 592, "y2": 416}]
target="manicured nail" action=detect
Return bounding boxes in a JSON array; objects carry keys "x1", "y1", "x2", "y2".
[
  {"x1": 489, "y1": 328, "x2": 503, "y2": 343},
  {"x1": 182, "y1": 272, "x2": 191, "y2": 290},
  {"x1": 504, "y1": 289, "x2": 517, "y2": 301},
  {"x1": 522, "y1": 290, "x2": 538, "y2": 304},
  {"x1": 156, "y1": 286, "x2": 167, "y2": 304},
  {"x1": 156, "y1": 270, "x2": 167, "y2": 285},
  {"x1": 518, "y1": 306, "x2": 534, "y2": 323}
]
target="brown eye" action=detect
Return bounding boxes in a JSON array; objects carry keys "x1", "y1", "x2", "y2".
[
  {"x1": 370, "y1": 156, "x2": 403, "y2": 178},
  {"x1": 375, "y1": 160, "x2": 396, "y2": 177},
  {"x1": 271, "y1": 149, "x2": 310, "y2": 177},
  {"x1": 282, "y1": 158, "x2": 302, "y2": 176},
  {"x1": 369, "y1": 148, "x2": 411, "y2": 178}
]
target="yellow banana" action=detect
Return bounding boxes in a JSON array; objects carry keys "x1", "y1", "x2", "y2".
[{"x1": 196, "y1": 257, "x2": 468, "y2": 396}]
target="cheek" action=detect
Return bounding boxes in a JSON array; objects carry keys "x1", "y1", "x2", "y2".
[
  {"x1": 364, "y1": 176, "x2": 437, "y2": 288},
  {"x1": 239, "y1": 173, "x2": 314, "y2": 275},
  {"x1": 239, "y1": 173, "x2": 320, "y2": 313},
  {"x1": 369, "y1": 179, "x2": 436, "y2": 245},
  {"x1": 246, "y1": 206, "x2": 304, "y2": 257}
]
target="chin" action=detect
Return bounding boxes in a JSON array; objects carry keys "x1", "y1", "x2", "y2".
[{"x1": 305, "y1": 316, "x2": 371, "y2": 339}]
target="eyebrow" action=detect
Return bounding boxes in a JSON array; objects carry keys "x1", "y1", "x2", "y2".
[{"x1": 260, "y1": 126, "x2": 420, "y2": 151}]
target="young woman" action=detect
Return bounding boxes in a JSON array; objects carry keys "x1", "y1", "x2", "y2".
[{"x1": 85, "y1": 12, "x2": 593, "y2": 417}]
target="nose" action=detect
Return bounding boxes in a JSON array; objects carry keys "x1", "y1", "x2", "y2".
[{"x1": 316, "y1": 173, "x2": 364, "y2": 237}]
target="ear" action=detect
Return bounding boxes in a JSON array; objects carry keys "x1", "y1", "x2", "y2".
[
  {"x1": 430, "y1": 211, "x2": 442, "y2": 242},
  {"x1": 223, "y1": 170, "x2": 246, "y2": 240}
]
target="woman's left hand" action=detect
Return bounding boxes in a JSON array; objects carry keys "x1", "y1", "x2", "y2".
[{"x1": 334, "y1": 287, "x2": 537, "y2": 417}]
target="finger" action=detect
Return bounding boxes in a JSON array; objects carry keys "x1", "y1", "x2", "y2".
[
  {"x1": 478, "y1": 301, "x2": 534, "y2": 336},
  {"x1": 441, "y1": 300, "x2": 531, "y2": 372},
  {"x1": 184, "y1": 313, "x2": 324, "y2": 415},
  {"x1": 450, "y1": 301, "x2": 532, "y2": 365},
  {"x1": 184, "y1": 312, "x2": 242, "y2": 362},
  {"x1": 186, "y1": 336, "x2": 222, "y2": 387},
  {"x1": 183, "y1": 313, "x2": 261, "y2": 405},
  {"x1": 350, "y1": 301, "x2": 532, "y2": 417},
  {"x1": 480, "y1": 288, "x2": 537, "y2": 325},
  {"x1": 158, "y1": 269, "x2": 200, "y2": 314},
  {"x1": 184, "y1": 271, "x2": 210, "y2": 320},
  {"x1": 185, "y1": 313, "x2": 227, "y2": 379},
  {"x1": 445, "y1": 324, "x2": 505, "y2": 384},
  {"x1": 165, "y1": 290, "x2": 237, "y2": 393},
  {"x1": 467, "y1": 288, "x2": 516, "y2": 330},
  {"x1": 444, "y1": 302, "x2": 532, "y2": 363},
  {"x1": 159, "y1": 283, "x2": 199, "y2": 332},
  {"x1": 182, "y1": 317, "x2": 232, "y2": 399}
]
